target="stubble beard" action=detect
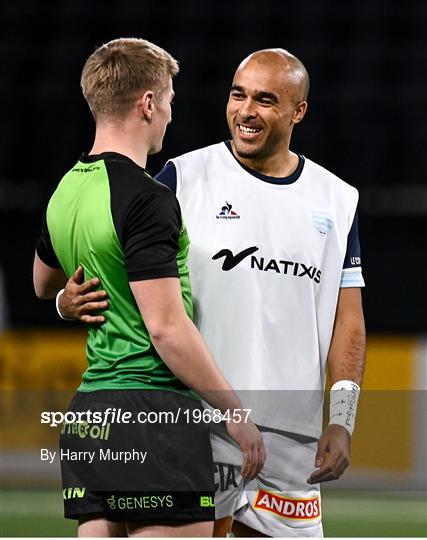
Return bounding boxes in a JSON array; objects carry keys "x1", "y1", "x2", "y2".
[{"x1": 233, "y1": 137, "x2": 272, "y2": 161}]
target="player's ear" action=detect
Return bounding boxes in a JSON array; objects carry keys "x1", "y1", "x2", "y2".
[
  {"x1": 137, "y1": 90, "x2": 155, "y2": 121},
  {"x1": 292, "y1": 101, "x2": 308, "y2": 125}
]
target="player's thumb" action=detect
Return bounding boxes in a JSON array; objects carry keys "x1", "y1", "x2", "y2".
[
  {"x1": 72, "y1": 265, "x2": 84, "y2": 284},
  {"x1": 315, "y1": 436, "x2": 328, "y2": 467}
]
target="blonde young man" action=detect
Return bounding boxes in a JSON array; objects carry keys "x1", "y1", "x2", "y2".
[
  {"x1": 33, "y1": 38, "x2": 265, "y2": 538},
  {"x1": 57, "y1": 48, "x2": 366, "y2": 537}
]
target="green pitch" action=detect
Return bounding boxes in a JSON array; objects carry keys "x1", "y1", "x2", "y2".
[{"x1": 1, "y1": 489, "x2": 426, "y2": 537}]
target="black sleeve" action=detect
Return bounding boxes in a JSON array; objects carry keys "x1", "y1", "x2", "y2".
[
  {"x1": 155, "y1": 162, "x2": 177, "y2": 193},
  {"x1": 343, "y1": 211, "x2": 362, "y2": 269},
  {"x1": 35, "y1": 211, "x2": 62, "y2": 268},
  {"x1": 122, "y1": 189, "x2": 182, "y2": 281},
  {"x1": 108, "y1": 160, "x2": 182, "y2": 281}
]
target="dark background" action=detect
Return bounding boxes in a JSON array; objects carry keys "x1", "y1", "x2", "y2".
[{"x1": 1, "y1": 0, "x2": 426, "y2": 332}]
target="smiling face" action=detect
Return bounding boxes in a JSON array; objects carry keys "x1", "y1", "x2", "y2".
[{"x1": 226, "y1": 52, "x2": 308, "y2": 165}]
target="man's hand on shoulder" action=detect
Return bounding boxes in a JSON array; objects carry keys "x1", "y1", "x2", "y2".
[
  {"x1": 307, "y1": 424, "x2": 350, "y2": 484},
  {"x1": 58, "y1": 266, "x2": 108, "y2": 324}
]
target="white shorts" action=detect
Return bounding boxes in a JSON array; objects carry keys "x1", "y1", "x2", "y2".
[{"x1": 211, "y1": 423, "x2": 323, "y2": 538}]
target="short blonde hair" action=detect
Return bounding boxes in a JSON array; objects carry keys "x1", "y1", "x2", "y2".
[{"x1": 81, "y1": 37, "x2": 179, "y2": 120}]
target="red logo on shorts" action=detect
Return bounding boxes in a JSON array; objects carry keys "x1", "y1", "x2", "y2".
[{"x1": 254, "y1": 490, "x2": 320, "y2": 520}]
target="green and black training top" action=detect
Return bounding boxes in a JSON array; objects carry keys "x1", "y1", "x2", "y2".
[{"x1": 37, "y1": 152, "x2": 193, "y2": 393}]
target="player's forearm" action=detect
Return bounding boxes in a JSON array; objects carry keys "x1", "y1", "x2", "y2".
[
  {"x1": 130, "y1": 277, "x2": 244, "y2": 411},
  {"x1": 150, "y1": 316, "x2": 243, "y2": 412},
  {"x1": 327, "y1": 289, "x2": 366, "y2": 386},
  {"x1": 33, "y1": 252, "x2": 67, "y2": 299}
]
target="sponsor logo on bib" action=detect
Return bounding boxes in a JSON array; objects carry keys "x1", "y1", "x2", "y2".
[
  {"x1": 254, "y1": 490, "x2": 321, "y2": 520},
  {"x1": 212, "y1": 247, "x2": 322, "y2": 283},
  {"x1": 216, "y1": 201, "x2": 240, "y2": 219},
  {"x1": 212, "y1": 247, "x2": 259, "y2": 270},
  {"x1": 312, "y1": 212, "x2": 333, "y2": 237}
]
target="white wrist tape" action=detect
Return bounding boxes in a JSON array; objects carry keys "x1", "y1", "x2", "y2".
[
  {"x1": 329, "y1": 380, "x2": 360, "y2": 436},
  {"x1": 55, "y1": 288, "x2": 67, "y2": 320}
]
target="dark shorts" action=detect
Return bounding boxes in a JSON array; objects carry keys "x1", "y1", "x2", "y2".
[{"x1": 60, "y1": 389, "x2": 215, "y2": 522}]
